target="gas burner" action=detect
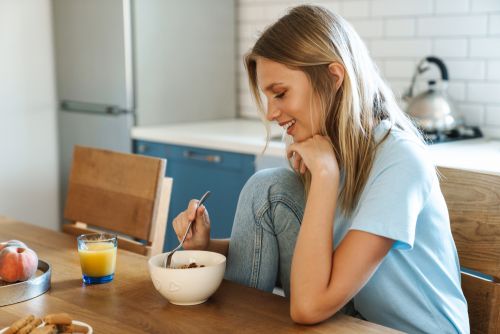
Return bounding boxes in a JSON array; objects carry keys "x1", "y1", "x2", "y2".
[{"x1": 423, "y1": 126, "x2": 482, "y2": 144}]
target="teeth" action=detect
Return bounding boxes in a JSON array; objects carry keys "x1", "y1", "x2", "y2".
[{"x1": 282, "y1": 119, "x2": 296, "y2": 130}]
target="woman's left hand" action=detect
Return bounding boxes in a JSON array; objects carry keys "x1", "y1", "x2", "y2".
[{"x1": 287, "y1": 135, "x2": 340, "y2": 179}]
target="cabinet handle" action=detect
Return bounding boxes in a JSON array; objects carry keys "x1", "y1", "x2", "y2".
[
  {"x1": 137, "y1": 144, "x2": 148, "y2": 153},
  {"x1": 183, "y1": 150, "x2": 221, "y2": 163}
]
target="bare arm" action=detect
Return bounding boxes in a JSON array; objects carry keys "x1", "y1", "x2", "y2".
[
  {"x1": 207, "y1": 238, "x2": 229, "y2": 257},
  {"x1": 290, "y1": 172, "x2": 393, "y2": 324},
  {"x1": 287, "y1": 136, "x2": 393, "y2": 324}
]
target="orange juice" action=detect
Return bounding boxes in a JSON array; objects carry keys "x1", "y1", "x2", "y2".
[{"x1": 78, "y1": 241, "x2": 117, "y2": 277}]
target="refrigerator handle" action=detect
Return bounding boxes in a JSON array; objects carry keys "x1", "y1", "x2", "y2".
[{"x1": 60, "y1": 100, "x2": 132, "y2": 116}]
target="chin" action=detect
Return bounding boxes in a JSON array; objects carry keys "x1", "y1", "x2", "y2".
[{"x1": 293, "y1": 133, "x2": 314, "y2": 143}]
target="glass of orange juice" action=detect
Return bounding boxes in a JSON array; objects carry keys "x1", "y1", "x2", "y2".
[{"x1": 77, "y1": 233, "x2": 117, "y2": 284}]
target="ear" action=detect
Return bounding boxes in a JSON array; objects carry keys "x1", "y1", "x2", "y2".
[{"x1": 328, "y1": 62, "x2": 345, "y2": 91}]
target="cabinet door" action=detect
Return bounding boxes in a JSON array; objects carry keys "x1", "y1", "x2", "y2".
[
  {"x1": 52, "y1": 0, "x2": 130, "y2": 109},
  {"x1": 135, "y1": 140, "x2": 255, "y2": 251}
]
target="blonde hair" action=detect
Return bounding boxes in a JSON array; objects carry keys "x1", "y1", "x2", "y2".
[{"x1": 245, "y1": 5, "x2": 422, "y2": 215}]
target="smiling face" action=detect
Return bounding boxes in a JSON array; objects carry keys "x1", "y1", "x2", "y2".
[{"x1": 256, "y1": 57, "x2": 323, "y2": 142}]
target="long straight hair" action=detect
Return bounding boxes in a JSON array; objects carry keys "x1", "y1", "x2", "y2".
[{"x1": 245, "y1": 5, "x2": 422, "y2": 215}]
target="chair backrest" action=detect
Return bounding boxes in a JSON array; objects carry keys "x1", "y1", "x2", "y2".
[
  {"x1": 438, "y1": 167, "x2": 500, "y2": 334},
  {"x1": 63, "y1": 146, "x2": 172, "y2": 257}
]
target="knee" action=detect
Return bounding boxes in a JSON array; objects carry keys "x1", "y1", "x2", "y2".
[{"x1": 241, "y1": 168, "x2": 304, "y2": 202}]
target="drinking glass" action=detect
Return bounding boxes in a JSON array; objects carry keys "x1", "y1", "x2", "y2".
[{"x1": 77, "y1": 233, "x2": 117, "y2": 284}]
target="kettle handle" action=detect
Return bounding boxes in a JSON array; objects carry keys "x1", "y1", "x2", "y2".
[{"x1": 425, "y1": 56, "x2": 449, "y2": 81}]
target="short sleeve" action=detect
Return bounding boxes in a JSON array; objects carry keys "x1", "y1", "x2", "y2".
[{"x1": 349, "y1": 138, "x2": 435, "y2": 250}]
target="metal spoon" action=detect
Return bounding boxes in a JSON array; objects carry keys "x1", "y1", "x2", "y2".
[{"x1": 163, "y1": 191, "x2": 211, "y2": 268}]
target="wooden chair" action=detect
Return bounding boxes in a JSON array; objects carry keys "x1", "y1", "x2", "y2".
[
  {"x1": 438, "y1": 167, "x2": 500, "y2": 334},
  {"x1": 63, "y1": 146, "x2": 172, "y2": 257}
]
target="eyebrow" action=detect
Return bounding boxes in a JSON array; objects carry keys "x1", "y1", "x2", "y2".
[{"x1": 263, "y1": 82, "x2": 284, "y2": 92}]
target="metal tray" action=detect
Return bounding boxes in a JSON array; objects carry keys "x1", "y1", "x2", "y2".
[{"x1": 0, "y1": 260, "x2": 51, "y2": 307}]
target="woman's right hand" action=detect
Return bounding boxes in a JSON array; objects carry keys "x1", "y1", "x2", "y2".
[{"x1": 172, "y1": 199, "x2": 211, "y2": 250}]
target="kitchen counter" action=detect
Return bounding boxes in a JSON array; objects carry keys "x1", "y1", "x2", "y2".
[
  {"x1": 132, "y1": 118, "x2": 500, "y2": 174},
  {"x1": 430, "y1": 138, "x2": 500, "y2": 174},
  {"x1": 132, "y1": 119, "x2": 286, "y2": 157}
]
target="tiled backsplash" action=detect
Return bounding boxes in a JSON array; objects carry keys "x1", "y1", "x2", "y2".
[{"x1": 237, "y1": 0, "x2": 500, "y2": 138}]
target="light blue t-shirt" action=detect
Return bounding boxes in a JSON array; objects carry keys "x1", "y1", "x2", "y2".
[{"x1": 333, "y1": 120, "x2": 469, "y2": 333}]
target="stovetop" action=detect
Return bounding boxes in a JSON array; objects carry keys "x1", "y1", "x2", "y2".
[{"x1": 423, "y1": 126, "x2": 483, "y2": 144}]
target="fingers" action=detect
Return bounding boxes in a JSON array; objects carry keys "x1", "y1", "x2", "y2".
[
  {"x1": 172, "y1": 212, "x2": 188, "y2": 241},
  {"x1": 173, "y1": 202, "x2": 210, "y2": 242},
  {"x1": 187, "y1": 199, "x2": 199, "y2": 221},
  {"x1": 300, "y1": 160, "x2": 307, "y2": 174},
  {"x1": 287, "y1": 146, "x2": 305, "y2": 174}
]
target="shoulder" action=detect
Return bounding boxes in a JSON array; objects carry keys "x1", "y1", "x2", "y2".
[
  {"x1": 366, "y1": 125, "x2": 438, "y2": 203},
  {"x1": 374, "y1": 126, "x2": 435, "y2": 180}
]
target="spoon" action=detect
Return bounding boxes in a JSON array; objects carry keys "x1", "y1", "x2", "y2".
[{"x1": 164, "y1": 191, "x2": 211, "y2": 268}]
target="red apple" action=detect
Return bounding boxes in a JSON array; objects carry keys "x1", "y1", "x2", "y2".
[
  {"x1": 0, "y1": 240, "x2": 28, "y2": 251},
  {"x1": 0, "y1": 246, "x2": 38, "y2": 283}
]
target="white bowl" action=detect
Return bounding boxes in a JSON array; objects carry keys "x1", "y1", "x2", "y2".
[{"x1": 148, "y1": 250, "x2": 226, "y2": 305}]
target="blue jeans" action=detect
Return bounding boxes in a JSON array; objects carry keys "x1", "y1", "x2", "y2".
[
  {"x1": 224, "y1": 168, "x2": 363, "y2": 319},
  {"x1": 225, "y1": 168, "x2": 305, "y2": 297}
]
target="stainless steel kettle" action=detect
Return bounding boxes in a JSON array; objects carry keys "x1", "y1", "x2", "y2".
[{"x1": 403, "y1": 56, "x2": 463, "y2": 132}]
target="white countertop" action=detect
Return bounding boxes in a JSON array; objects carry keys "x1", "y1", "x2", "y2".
[
  {"x1": 429, "y1": 138, "x2": 500, "y2": 174},
  {"x1": 132, "y1": 118, "x2": 500, "y2": 173},
  {"x1": 132, "y1": 119, "x2": 287, "y2": 157}
]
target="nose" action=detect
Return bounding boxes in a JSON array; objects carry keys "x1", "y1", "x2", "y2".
[{"x1": 266, "y1": 102, "x2": 281, "y2": 122}]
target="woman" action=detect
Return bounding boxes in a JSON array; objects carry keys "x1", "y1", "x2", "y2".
[{"x1": 172, "y1": 5, "x2": 469, "y2": 333}]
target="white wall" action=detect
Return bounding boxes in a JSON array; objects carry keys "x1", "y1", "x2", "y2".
[
  {"x1": 0, "y1": 0, "x2": 59, "y2": 230},
  {"x1": 237, "y1": 0, "x2": 500, "y2": 138}
]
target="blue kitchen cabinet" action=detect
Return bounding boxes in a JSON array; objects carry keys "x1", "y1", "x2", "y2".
[{"x1": 134, "y1": 140, "x2": 255, "y2": 251}]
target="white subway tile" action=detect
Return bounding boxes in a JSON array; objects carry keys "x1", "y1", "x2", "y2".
[
  {"x1": 239, "y1": 106, "x2": 260, "y2": 119},
  {"x1": 371, "y1": 0, "x2": 433, "y2": 17},
  {"x1": 238, "y1": 73, "x2": 250, "y2": 91},
  {"x1": 435, "y1": 0, "x2": 470, "y2": 13},
  {"x1": 386, "y1": 79, "x2": 412, "y2": 101},
  {"x1": 487, "y1": 61, "x2": 500, "y2": 80},
  {"x1": 471, "y1": 0, "x2": 500, "y2": 12},
  {"x1": 417, "y1": 16, "x2": 488, "y2": 37},
  {"x1": 470, "y1": 38, "x2": 500, "y2": 58},
  {"x1": 446, "y1": 60, "x2": 486, "y2": 80},
  {"x1": 238, "y1": 40, "x2": 254, "y2": 57},
  {"x1": 341, "y1": 1, "x2": 370, "y2": 18},
  {"x1": 485, "y1": 105, "x2": 500, "y2": 126},
  {"x1": 237, "y1": 60, "x2": 246, "y2": 76},
  {"x1": 490, "y1": 14, "x2": 500, "y2": 35},
  {"x1": 235, "y1": 0, "x2": 500, "y2": 131},
  {"x1": 432, "y1": 39, "x2": 468, "y2": 58},
  {"x1": 384, "y1": 60, "x2": 417, "y2": 78},
  {"x1": 239, "y1": 92, "x2": 256, "y2": 107},
  {"x1": 468, "y1": 83, "x2": 500, "y2": 103},
  {"x1": 384, "y1": 18, "x2": 416, "y2": 37},
  {"x1": 480, "y1": 125, "x2": 500, "y2": 138},
  {"x1": 283, "y1": 0, "x2": 314, "y2": 5},
  {"x1": 262, "y1": 4, "x2": 289, "y2": 21},
  {"x1": 237, "y1": 4, "x2": 265, "y2": 22},
  {"x1": 371, "y1": 39, "x2": 432, "y2": 58},
  {"x1": 350, "y1": 19, "x2": 384, "y2": 38},
  {"x1": 448, "y1": 82, "x2": 467, "y2": 101},
  {"x1": 372, "y1": 58, "x2": 385, "y2": 73},
  {"x1": 319, "y1": 2, "x2": 342, "y2": 15},
  {"x1": 457, "y1": 103, "x2": 484, "y2": 125},
  {"x1": 238, "y1": 0, "x2": 258, "y2": 5},
  {"x1": 239, "y1": 23, "x2": 261, "y2": 41}
]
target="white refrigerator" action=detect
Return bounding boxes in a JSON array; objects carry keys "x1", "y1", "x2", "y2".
[{"x1": 52, "y1": 0, "x2": 235, "y2": 208}]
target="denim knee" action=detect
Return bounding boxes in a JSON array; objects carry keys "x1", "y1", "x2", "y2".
[{"x1": 239, "y1": 168, "x2": 305, "y2": 224}]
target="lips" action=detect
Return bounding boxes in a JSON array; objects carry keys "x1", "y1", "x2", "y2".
[{"x1": 280, "y1": 119, "x2": 295, "y2": 129}]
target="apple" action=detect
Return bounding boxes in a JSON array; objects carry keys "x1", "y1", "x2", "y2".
[
  {"x1": 0, "y1": 246, "x2": 38, "y2": 283},
  {"x1": 0, "y1": 240, "x2": 28, "y2": 251}
]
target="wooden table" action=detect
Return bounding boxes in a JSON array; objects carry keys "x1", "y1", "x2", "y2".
[{"x1": 0, "y1": 217, "x2": 399, "y2": 333}]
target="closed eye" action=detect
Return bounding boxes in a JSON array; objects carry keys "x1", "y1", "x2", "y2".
[{"x1": 274, "y1": 92, "x2": 285, "y2": 99}]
